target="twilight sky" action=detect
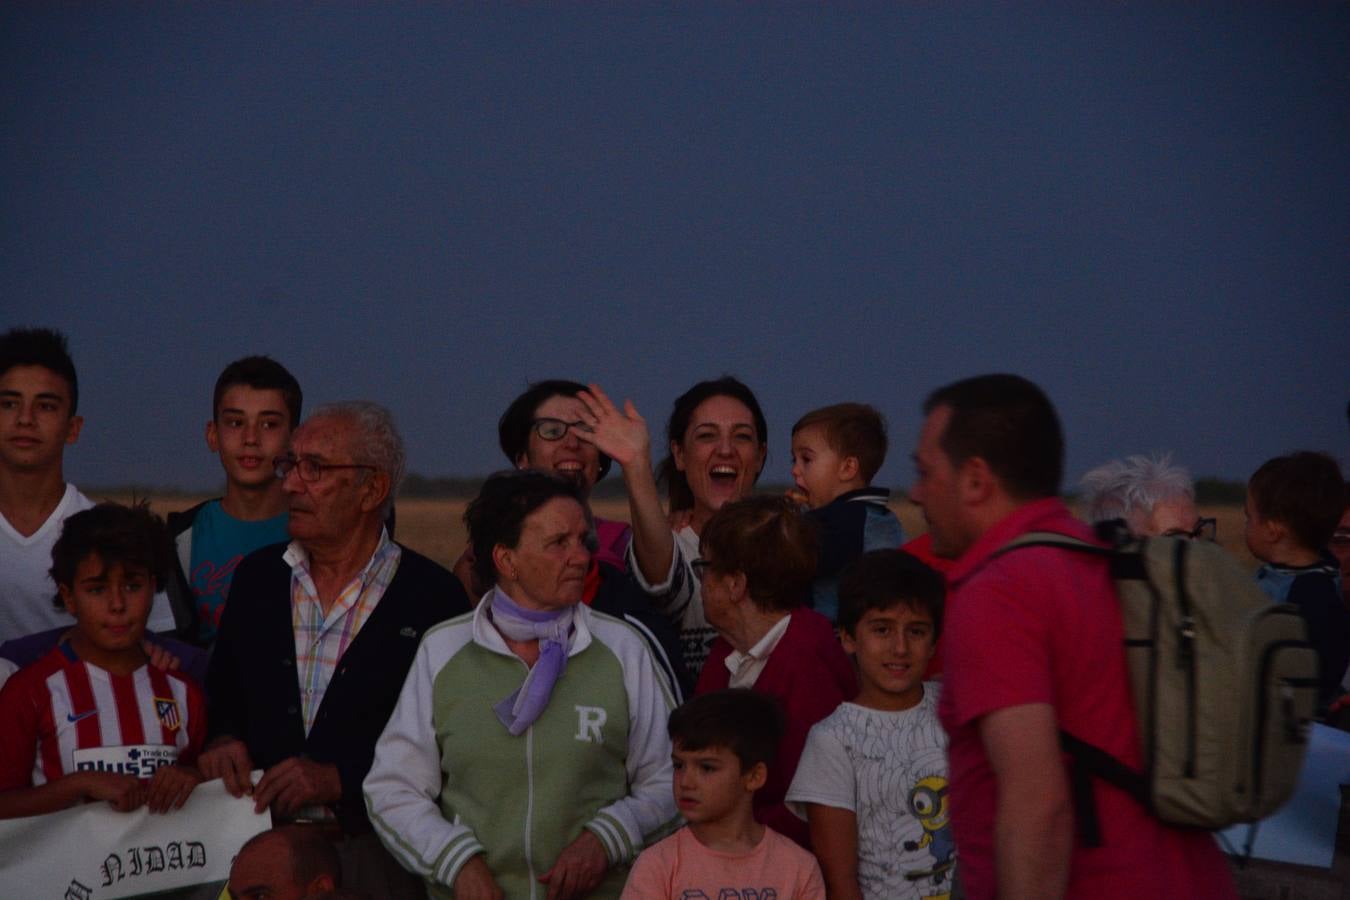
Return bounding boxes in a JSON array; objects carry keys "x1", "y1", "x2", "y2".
[{"x1": 2, "y1": 3, "x2": 1346, "y2": 493}]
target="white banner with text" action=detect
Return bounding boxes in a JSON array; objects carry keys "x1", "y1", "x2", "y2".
[{"x1": 0, "y1": 776, "x2": 268, "y2": 899}]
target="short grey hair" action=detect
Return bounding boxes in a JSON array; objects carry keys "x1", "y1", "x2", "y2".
[
  {"x1": 306, "y1": 401, "x2": 406, "y2": 518},
  {"x1": 1079, "y1": 453, "x2": 1194, "y2": 530}
]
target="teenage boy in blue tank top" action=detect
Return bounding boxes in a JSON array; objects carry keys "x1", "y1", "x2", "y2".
[{"x1": 166, "y1": 356, "x2": 300, "y2": 645}]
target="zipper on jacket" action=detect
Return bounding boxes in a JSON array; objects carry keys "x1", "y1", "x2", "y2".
[{"x1": 525, "y1": 722, "x2": 537, "y2": 898}]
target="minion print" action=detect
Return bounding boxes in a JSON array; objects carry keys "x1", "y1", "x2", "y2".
[{"x1": 903, "y1": 774, "x2": 954, "y2": 900}]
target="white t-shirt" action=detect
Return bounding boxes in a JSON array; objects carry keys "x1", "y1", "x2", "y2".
[
  {"x1": 0, "y1": 485, "x2": 176, "y2": 643},
  {"x1": 786, "y1": 686, "x2": 953, "y2": 900}
]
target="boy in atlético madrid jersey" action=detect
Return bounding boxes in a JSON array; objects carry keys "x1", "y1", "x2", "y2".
[{"x1": 0, "y1": 502, "x2": 205, "y2": 819}]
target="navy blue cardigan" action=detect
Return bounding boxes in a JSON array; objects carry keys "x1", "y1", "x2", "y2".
[{"x1": 206, "y1": 541, "x2": 469, "y2": 834}]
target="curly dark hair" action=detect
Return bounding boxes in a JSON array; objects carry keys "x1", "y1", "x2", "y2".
[{"x1": 49, "y1": 502, "x2": 173, "y2": 609}]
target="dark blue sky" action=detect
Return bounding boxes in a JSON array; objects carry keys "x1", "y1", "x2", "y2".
[{"x1": 3, "y1": 4, "x2": 1346, "y2": 492}]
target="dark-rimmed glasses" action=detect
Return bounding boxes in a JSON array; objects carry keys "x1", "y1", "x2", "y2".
[
  {"x1": 690, "y1": 558, "x2": 713, "y2": 580},
  {"x1": 532, "y1": 418, "x2": 594, "y2": 441},
  {"x1": 1161, "y1": 517, "x2": 1217, "y2": 542},
  {"x1": 273, "y1": 454, "x2": 376, "y2": 483}
]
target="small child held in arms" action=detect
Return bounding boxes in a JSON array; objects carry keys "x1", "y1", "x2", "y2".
[
  {"x1": 1246, "y1": 451, "x2": 1348, "y2": 711},
  {"x1": 0, "y1": 503, "x2": 206, "y2": 819},
  {"x1": 622, "y1": 689, "x2": 825, "y2": 900},
  {"x1": 788, "y1": 404, "x2": 904, "y2": 623},
  {"x1": 787, "y1": 549, "x2": 952, "y2": 900}
]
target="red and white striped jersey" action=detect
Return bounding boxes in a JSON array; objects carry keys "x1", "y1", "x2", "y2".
[{"x1": 0, "y1": 643, "x2": 206, "y2": 789}]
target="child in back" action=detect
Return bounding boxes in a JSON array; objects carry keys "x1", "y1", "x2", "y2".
[
  {"x1": 168, "y1": 354, "x2": 300, "y2": 646},
  {"x1": 788, "y1": 403, "x2": 904, "y2": 623},
  {"x1": 622, "y1": 689, "x2": 825, "y2": 900},
  {"x1": 1245, "y1": 451, "x2": 1348, "y2": 711},
  {"x1": 787, "y1": 549, "x2": 952, "y2": 900},
  {"x1": 0, "y1": 502, "x2": 206, "y2": 819}
]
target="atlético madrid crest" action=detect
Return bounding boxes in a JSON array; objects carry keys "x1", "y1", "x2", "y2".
[{"x1": 155, "y1": 697, "x2": 181, "y2": 732}]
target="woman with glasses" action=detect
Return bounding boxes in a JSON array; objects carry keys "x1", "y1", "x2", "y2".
[
  {"x1": 495, "y1": 380, "x2": 631, "y2": 570},
  {"x1": 364, "y1": 471, "x2": 678, "y2": 899},
  {"x1": 689, "y1": 494, "x2": 856, "y2": 848},
  {"x1": 575, "y1": 377, "x2": 769, "y2": 680},
  {"x1": 452, "y1": 380, "x2": 628, "y2": 600},
  {"x1": 455, "y1": 380, "x2": 688, "y2": 697}
]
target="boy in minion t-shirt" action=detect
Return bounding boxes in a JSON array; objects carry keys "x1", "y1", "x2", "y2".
[
  {"x1": 787, "y1": 549, "x2": 953, "y2": 900},
  {"x1": 0, "y1": 502, "x2": 205, "y2": 819}
]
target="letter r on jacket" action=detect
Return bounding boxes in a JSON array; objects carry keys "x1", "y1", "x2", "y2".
[{"x1": 575, "y1": 705, "x2": 607, "y2": 742}]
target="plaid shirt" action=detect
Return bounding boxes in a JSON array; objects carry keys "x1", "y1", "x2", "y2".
[{"x1": 286, "y1": 529, "x2": 402, "y2": 735}]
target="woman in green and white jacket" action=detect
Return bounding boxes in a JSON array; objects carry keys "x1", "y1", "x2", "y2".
[{"x1": 364, "y1": 471, "x2": 680, "y2": 899}]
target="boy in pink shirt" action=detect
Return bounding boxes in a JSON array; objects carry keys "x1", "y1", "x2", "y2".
[{"x1": 622, "y1": 690, "x2": 825, "y2": 900}]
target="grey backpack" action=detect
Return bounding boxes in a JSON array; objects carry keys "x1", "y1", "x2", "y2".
[{"x1": 997, "y1": 527, "x2": 1317, "y2": 840}]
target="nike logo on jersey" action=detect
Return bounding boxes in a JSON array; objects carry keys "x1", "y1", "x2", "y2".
[{"x1": 66, "y1": 709, "x2": 97, "y2": 723}]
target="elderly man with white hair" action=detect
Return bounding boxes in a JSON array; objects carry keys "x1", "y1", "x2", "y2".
[
  {"x1": 202, "y1": 401, "x2": 470, "y2": 896},
  {"x1": 1079, "y1": 453, "x2": 1213, "y2": 540}
]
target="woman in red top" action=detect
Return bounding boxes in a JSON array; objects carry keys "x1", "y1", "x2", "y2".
[{"x1": 691, "y1": 495, "x2": 856, "y2": 849}]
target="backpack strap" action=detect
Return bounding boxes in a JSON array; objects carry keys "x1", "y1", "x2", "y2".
[
  {"x1": 994, "y1": 530, "x2": 1152, "y2": 848},
  {"x1": 994, "y1": 530, "x2": 1108, "y2": 556},
  {"x1": 1058, "y1": 732, "x2": 1151, "y2": 847}
]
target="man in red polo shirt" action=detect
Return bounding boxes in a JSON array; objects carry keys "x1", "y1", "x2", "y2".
[{"x1": 909, "y1": 374, "x2": 1234, "y2": 900}]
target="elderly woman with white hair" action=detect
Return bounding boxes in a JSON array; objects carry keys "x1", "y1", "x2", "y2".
[{"x1": 1079, "y1": 453, "x2": 1213, "y2": 540}]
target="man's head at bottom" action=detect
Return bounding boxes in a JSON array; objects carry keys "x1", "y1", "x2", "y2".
[{"x1": 228, "y1": 826, "x2": 342, "y2": 900}]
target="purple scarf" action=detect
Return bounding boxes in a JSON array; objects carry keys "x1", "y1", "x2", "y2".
[{"x1": 489, "y1": 587, "x2": 575, "y2": 735}]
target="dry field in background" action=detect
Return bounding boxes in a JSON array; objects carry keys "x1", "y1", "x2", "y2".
[{"x1": 102, "y1": 493, "x2": 1258, "y2": 573}]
